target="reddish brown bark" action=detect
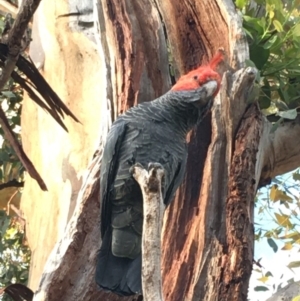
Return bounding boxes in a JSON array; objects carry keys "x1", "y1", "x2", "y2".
[
  {"x1": 162, "y1": 116, "x2": 213, "y2": 300},
  {"x1": 103, "y1": 0, "x2": 171, "y2": 115},
  {"x1": 28, "y1": 1, "x2": 261, "y2": 301},
  {"x1": 155, "y1": 0, "x2": 230, "y2": 74},
  {"x1": 220, "y1": 104, "x2": 263, "y2": 300},
  {"x1": 23, "y1": 1, "x2": 300, "y2": 300}
]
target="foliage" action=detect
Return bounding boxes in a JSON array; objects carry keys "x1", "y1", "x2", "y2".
[
  {"x1": 252, "y1": 169, "x2": 300, "y2": 295},
  {"x1": 0, "y1": 81, "x2": 27, "y2": 301},
  {"x1": 0, "y1": 12, "x2": 24, "y2": 186},
  {"x1": 0, "y1": 80, "x2": 24, "y2": 186},
  {"x1": 0, "y1": 211, "x2": 30, "y2": 301},
  {"x1": 236, "y1": 0, "x2": 300, "y2": 123},
  {"x1": 0, "y1": 12, "x2": 29, "y2": 300}
]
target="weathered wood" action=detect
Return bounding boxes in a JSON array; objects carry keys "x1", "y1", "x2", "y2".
[
  {"x1": 32, "y1": 145, "x2": 142, "y2": 301},
  {"x1": 22, "y1": 1, "x2": 300, "y2": 301},
  {"x1": 100, "y1": 0, "x2": 171, "y2": 117},
  {"x1": 132, "y1": 163, "x2": 165, "y2": 301},
  {"x1": 161, "y1": 67, "x2": 257, "y2": 301},
  {"x1": 220, "y1": 103, "x2": 262, "y2": 300},
  {"x1": 25, "y1": 1, "x2": 255, "y2": 300},
  {"x1": 28, "y1": 0, "x2": 171, "y2": 297}
]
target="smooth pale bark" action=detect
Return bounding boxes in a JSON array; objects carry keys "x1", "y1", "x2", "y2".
[
  {"x1": 258, "y1": 117, "x2": 300, "y2": 183},
  {"x1": 21, "y1": 0, "x2": 105, "y2": 290},
  {"x1": 33, "y1": 147, "x2": 102, "y2": 301},
  {"x1": 266, "y1": 281, "x2": 300, "y2": 301},
  {"x1": 19, "y1": 0, "x2": 300, "y2": 300}
]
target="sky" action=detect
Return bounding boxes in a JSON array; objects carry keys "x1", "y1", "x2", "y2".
[{"x1": 248, "y1": 173, "x2": 300, "y2": 301}]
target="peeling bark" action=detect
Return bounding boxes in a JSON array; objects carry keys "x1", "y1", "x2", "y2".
[
  {"x1": 100, "y1": 0, "x2": 170, "y2": 117},
  {"x1": 220, "y1": 104, "x2": 262, "y2": 300},
  {"x1": 161, "y1": 67, "x2": 257, "y2": 301}
]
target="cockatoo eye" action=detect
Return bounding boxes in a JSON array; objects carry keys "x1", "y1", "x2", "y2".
[{"x1": 193, "y1": 75, "x2": 198, "y2": 80}]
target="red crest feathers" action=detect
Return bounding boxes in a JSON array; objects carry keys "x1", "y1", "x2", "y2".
[
  {"x1": 171, "y1": 49, "x2": 225, "y2": 93},
  {"x1": 209, "y1": 49, "x2": 225, "y2": 70}
]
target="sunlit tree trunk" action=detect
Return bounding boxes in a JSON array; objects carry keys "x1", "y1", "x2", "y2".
[{"x1": 20, "y1": 0, "x2": 300, "y2": 300}]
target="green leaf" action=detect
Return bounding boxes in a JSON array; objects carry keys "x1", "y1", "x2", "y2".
[
  {"x1": 265, "y1": 271, "x2": 273, "y2": 277},
  {"x1": 259, "y1": 78, "x2": 272, "y2": 108},
  {"x1": 250, "y1": 45, "x2": 270, "y2": 70},
  {"x1": 293, "y1": 173, "x2": 300, "y2": 181},
  {"x1": 258, "y1": 206, "x2": 264, "y2": 214},
  {"x1": 254, "y1": 286, "x2": 269, "y2": 292},
  {"x1": 275, "y1": 99, "x2": 289, "y2": 111},
  {"x1": 288, "y1": 261, "x2": 300, "y2": 269},
  {"x1": 243, "y1": 27, "x2": 254, "y2": 39},
  {"x1": 11, "y1": 115, "x2": 20, "y2": 126},
  {"x1": 293, "y1": 24, "x2": 300, "y2": 37},
  {"x1": 5, "y1": 227, "x2": 18, "y2": 239},
  {"x1": 269, "y1": 185, "x2": 293, "y2": 202},
  {"x1": 1, "y1": 91, "x2": 16, "y2": 99},
  {"x1": 263, "y1": 34, "x2": 278, "y2": 49},
  {"x1": 257, "y1": 276, "x2": 269, "y2": 283},
  {"x1": 276, "y1": 109, "x2": 298, "y2": 120},
  {"x1": 273, "y1": 20, "x2": 284, "y2": 32},
  {"x1": 243, "y1": 16, "x2": 265, "y2": 35},
  {"x1": 235, "y1": 0, "x2": 247, "y2": 9},
  {"x1": 274, "y1": 213, "x2": 293, "y2": 228},
  {"x1": 0, "y1": 211, "x2": 10, "y2": 233},
  {"x1": 282, "y1": 242, "x2": 293, "y2": 250},
  {"x1": 266, "y1": 3, "x2": 274, "y2": 13},
  {"x1": 270, "y1": 186, "x2": 289, "y2": 201},
  {"x1": 267, "y1": 237, "x2": 278, "y2": 252},
  {"x1": 245, "y1": 59, "x2": 258, "y2": 68}
]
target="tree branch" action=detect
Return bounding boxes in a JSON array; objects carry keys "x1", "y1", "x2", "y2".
[
  {"x1": 257, "y1": 116, "x2": 300, "y2": 186},
  {"x1": 131, "y1": 163, "x2": 165, "y2": 301},
  {"x1": 0, "y1": 0, "x2": 41, "y2": 90},
  {"x1": 0, "y1": 107, "x2": 47, "y2": 190},
  {"x1": 0, "y1": 179, "x2": 24, "y2": 190},
  {"x1": 266, "y1": 280, "x2": 300, "y2": 301},
  {"x1": 2, "y1": 283, "x2": 33, "y2": 301}
]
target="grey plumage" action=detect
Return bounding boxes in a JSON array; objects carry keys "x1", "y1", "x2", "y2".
[{"x1": 96, "y1": 81, "x2": 217, "y2": 296}]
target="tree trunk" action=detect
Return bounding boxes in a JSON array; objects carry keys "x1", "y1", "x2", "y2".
[{"x1": 19, "y1": 0, "x2": 300, "y2": 301}]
